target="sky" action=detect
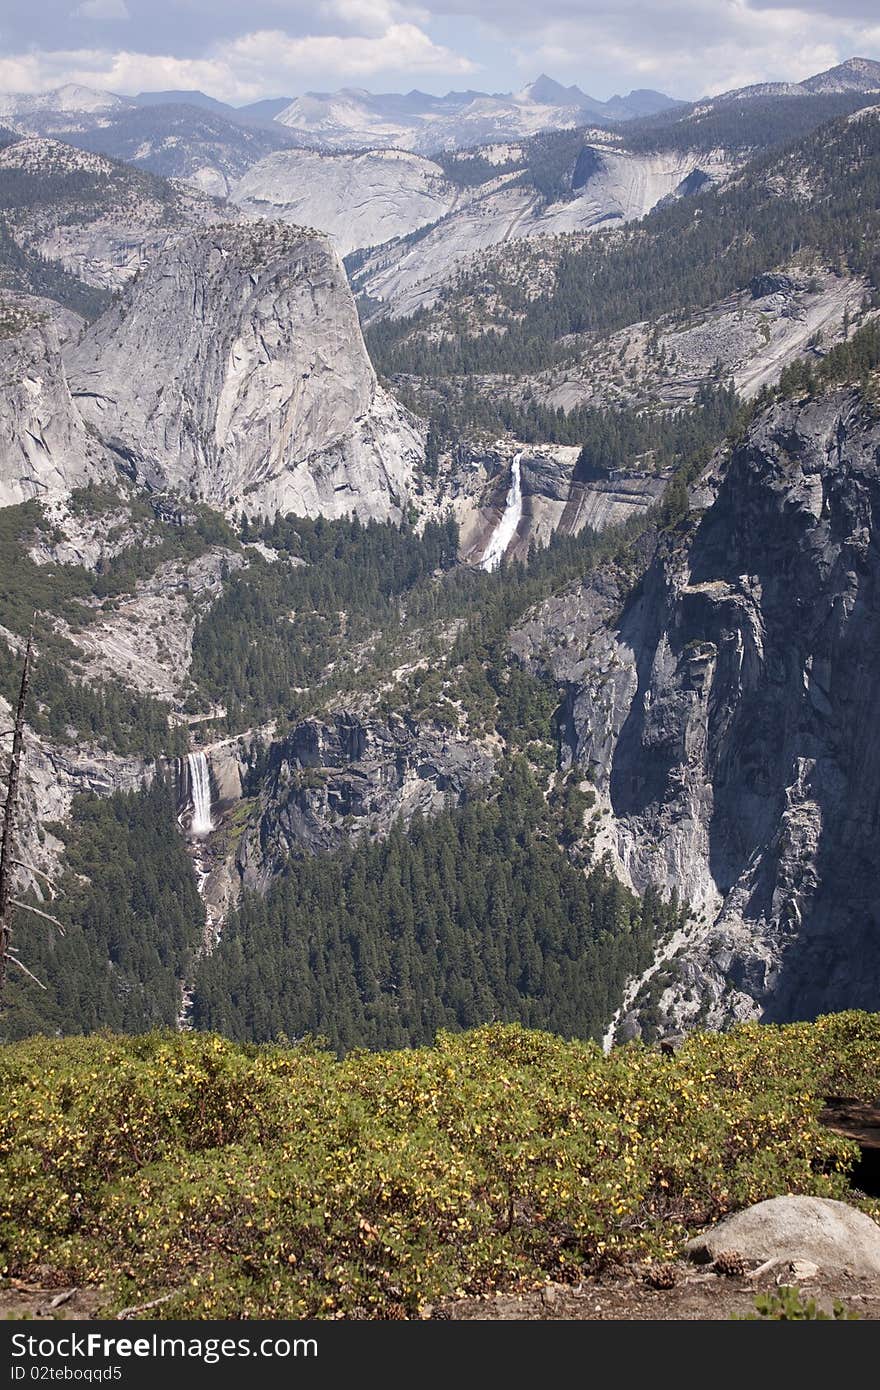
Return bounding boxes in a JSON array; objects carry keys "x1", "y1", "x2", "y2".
[{"x1": 1, "y1": 0, "x2": 880, "y2": 105}]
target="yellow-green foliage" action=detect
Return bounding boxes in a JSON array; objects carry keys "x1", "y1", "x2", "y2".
[
  {"x1": 739, "y1": 1287, "x2": 861, "y2": 1320},
  {"x1": 0, "y1": 1013, "x2": 877, "y2": 1319}
]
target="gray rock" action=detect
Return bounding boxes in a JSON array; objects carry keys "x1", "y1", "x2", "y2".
[
  {"x1": 62, "y1": 547, "x2": 244, "y2": 702},
  {"x1": 66, "y1": 222, "x2": 424, "y2": 522},
  {"x1": 750, "y1": 271, "x2": 800, "y2": 298},
  {"x1": 519, "y1": 387, "x2": 880, "y2": 1029},
  {"x1": 0, "y1": 136, "x2": 233, "y2": 293},
  {"x1": 785, "y1": 1259, "x2": 820, "y2": 1282},
  {"x1": 231, "y1": 148, "x2": 458, "y2": 257},
  {"x1": 4, "y1": 711, "x2": 154, "y2": 890},
  {"x1": 616, "y1": 1012, "x2": 642, "y2": 1043},
  {"x1": 352, "y1": 146, "x2": 730, "y2": 321},
  {"x1": 238, "y1": 711, "x2": 495, "y2": 889},
  {"x1": 685, "y1": 1196, "x2": 880, "y2": 1278},
  {"x1": 0, "y1": 300, "x2": 114, "y2": 507},
  {"x1": 520, "y1": 450, "x2": 573, "y2": 503}
]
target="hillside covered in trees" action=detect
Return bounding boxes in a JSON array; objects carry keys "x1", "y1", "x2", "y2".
[
  {"x1": 2, "y1": 779, "x2": 204, "y2": 1039},
  {"x1": 367, "y1": 111, "x2": 880, "y2": 381},
  {"x1": 193, "y1": 760, "x2": 680, "y2": 1051}
]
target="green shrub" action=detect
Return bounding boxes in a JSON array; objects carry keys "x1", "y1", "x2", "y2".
[
  {"x1": 0, "y1": 1013, "x2": 876, "y2": 1318},
  {"x1": 739, "y1": 1287, "x2": 860, "y2": 1320}
]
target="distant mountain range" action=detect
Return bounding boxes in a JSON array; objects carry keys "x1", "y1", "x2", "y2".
[
  {"x1": 520, "y1": 75, "x2": 682, "y2": 121},
  {"x1": 0, "y1": 74, "x2": 683, "y2": 160},
  {"x1": 709, "y1": 55, "x2": 880, "y2": 106},
  {"x1": 268, "y1": 78, "x2": 683, "y2": 152},
  {"x1": 0, "y1": 55, "x2": 877, "y2": 187}
]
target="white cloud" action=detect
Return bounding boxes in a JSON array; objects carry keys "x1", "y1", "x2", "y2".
[
  {"x1": 74, "y1": 0, "x2": 130, "y2": 18},
  {"x1": 495, "y1": 0, "x2": 880, "y2": 97},
  {"x1": 227, "y1": 23, "x2": 473, "y2": 80},
  {"x1": 0, "y1": 20, "x2": 475, "y2": 102},
  {"x1": 1, "y1": 0, "x2": 879, "y2": 104},
  {"x1": 320, "y1": 0, "x2": 428, "y2": 35}
]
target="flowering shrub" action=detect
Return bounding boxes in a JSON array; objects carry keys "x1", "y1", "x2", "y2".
[{"x1": 0, "y1": 1013, "x2": 877, "y2": 1318}]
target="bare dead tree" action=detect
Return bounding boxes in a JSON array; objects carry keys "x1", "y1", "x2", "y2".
[
  {"x1": 0, "y1": 629, "x2": 34, "y2": 993},
  {"x1": 0, "y1": 628, "x2": 62, "y2": 997}
]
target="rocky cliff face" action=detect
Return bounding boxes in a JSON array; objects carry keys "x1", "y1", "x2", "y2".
[
  {"x1": 66, "y1": 223, "x2": 425, "y2": 521},
  {"x1": 0, "y1": 299, "x2": 113, "y2": 507},
  {"x1": 447, "y1": 442, "x2": 664, "y2": 564},
  {"x1": 515, "y1": 388, "x2": 880, "y2": 1029},
  {"x1": 0, "y1": 671, "x2": 153, "y2": 888},
  {"x1": 231, "y1": 148, "x2": 460, "y2": 256},
  {"x1": 351, "y1": 146, "x2": 732, "y2": 320},
  {"x1": 0, "y1": 137, "x2": 228, "y2": 294},
  {"x1": 59, "y1": 547, "x2": 246, "y2": 702},
  {"x1": 238, "y1": 711, "x2": 494, "y2": 890}
]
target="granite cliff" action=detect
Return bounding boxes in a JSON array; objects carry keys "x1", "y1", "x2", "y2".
[
  {"x1": 514, "y1": 387, "x2": 880, "y2": 1030},
  {"x1": 236, "y1": 712, "x2": 494, "y2": 890},
  {"x1": 0, "y1": 298, "x2": 113, "y2": 507},
  {"x1": 65, "y1": 223, "x2": 425, "y2": 521}
]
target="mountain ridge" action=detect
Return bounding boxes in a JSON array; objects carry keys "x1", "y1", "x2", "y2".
[{"x1": 709, "y1": 55, "x2": 880, "y2": 106}]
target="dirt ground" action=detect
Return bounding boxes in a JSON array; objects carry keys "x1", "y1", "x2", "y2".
[
  {"x1": 438, "y1": 1264, "x2": 880, "y2": 1320},
  {"x1": 0, "y1": 1283, "x2": 104, "y2": 1320},
  {"x1": 2, "y1": 1264, "x2": 878, "y2": 1322}
]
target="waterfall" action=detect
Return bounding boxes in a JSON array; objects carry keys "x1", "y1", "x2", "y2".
[
  {"x1": 187, "y1": 751, "x2": 213, "y2": 836},
  {"x1": 481, "y1": 452, "x2": 523, "y2": 572}
]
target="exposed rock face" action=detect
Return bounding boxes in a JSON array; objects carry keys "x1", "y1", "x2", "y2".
[
  {"x1": 66, "y1": 223, "x2": 425, "y2": 521},
  {"x1": 716, "y1": 55, "x2": 880, "y2": 104},
  {"x1": 516, "y1": 389, "x2": 880, "y2": 1027},
  {"x1": 238, "y1": 711, "x2": 495, "y2": 890},
  {"x1": 0, "y1": 137, "x2": 228, "y2": 293},
  {"x1": 519, "y1": 452, "x2": 665, "y2": 549},
  {"x1": 60, "y1": 547, "x2": 246, "y2": 701},
  {"x1": 534, "y1": 268, "x2": 871, "y2": 413},
  {"x1": 1, "y1": 688, "x2": 153, "y2": 886},
  {"x1": 65, "y1": 103, "x2": 297, "y2": 200},
  {"x1": 0, "y1": 303, "x2": 113, "y2": 507},
  {"x1": 231, "y1": 148, "x2": 459, "y2": 256},
  {"x1": 0, "y1": 84, "x2": 132, "y2": 132},
  {"x1": 451, "y1": 442, "x2": 663, "y2": 564},
  {"x1": 351, "y1": 146, "x2": 732, "y2": 319}
]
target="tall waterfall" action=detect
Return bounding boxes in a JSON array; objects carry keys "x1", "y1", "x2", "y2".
[
  {"x1": 187, "y1": 751, "x2": 213, "y2": 836},
  {"x1": 481, "y1": 452, "x2": 523, "y2": 572}
]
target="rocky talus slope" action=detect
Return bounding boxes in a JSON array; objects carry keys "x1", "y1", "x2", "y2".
[
  {"x1": 66, "y1": 223, "x2": 425, "y2": 520},
  {"x1": 528, "y1": 269, "x2": 873, "y2": 412},
  {"x1": 515, "y1": 387, "x2": 880, "y2": 1029}
]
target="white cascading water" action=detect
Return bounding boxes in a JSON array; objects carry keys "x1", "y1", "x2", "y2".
[
  {"x1": 187, "y1": 750, "x2": 213, "y2": 836},
  {"x1": 480, "y1": 452, "x2": 523, "y2": 571}
]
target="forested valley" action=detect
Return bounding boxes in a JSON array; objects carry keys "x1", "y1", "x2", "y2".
[
  {"x1": 3, "y1": 777, "x2": 203, "y2": 1039},
  {"x1": 193, "y1": 759, "x2": 682, "y2": 1052}
]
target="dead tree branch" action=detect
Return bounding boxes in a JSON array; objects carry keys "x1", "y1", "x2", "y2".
[
  {"x1": 12, "y1": 861, "x2": 59, "y2": 897},
  {"x1": 0, "y1": 627, "x2": 34, "y2": 994},
  {"x1": 10, "y1": 901, "x2": 66, "y2": 935},
  {"x1": 5, "y1": 953, "x2": 47, "y2": 990}
]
